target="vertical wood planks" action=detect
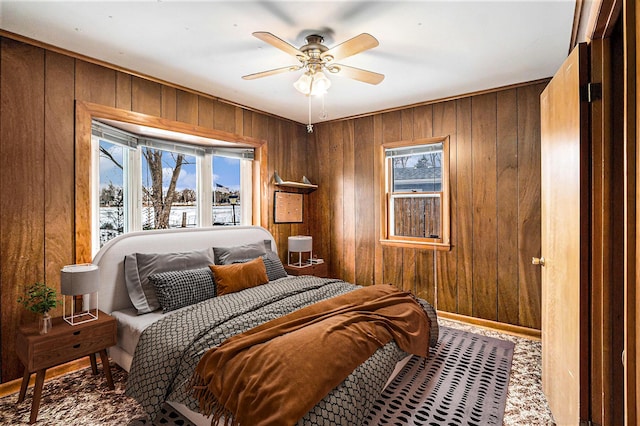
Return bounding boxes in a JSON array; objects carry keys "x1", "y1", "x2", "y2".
[
  {"x1": 44, "y1": 51, "x2": 75, "y2": 307},
  {"x1": 471, "y1": 93, "x2": 498, "y2": 321},
  {"x1": 354, "y1": 117, "x2": 376, "y2": 286},
  {"x1": 433, "y1": 101, "x2": 458, "y2": 312},
  {"x1": 342, "y1": 121, "x2": 356, "y2": 283},
  {"x1": 0, "y1": 39, "x2": 46, "y2": 381},
  {"x1": 161, "y1": 86, "x2": 177, "y2": 121},
  {"x1": 132, "y1": 76, "x2": 162, "y2": 116},
  {"x1": 456, "y1": 97, "x2": 474, "y2": 316},
  {"x1": 330, "y1": 122, "x2": 345, "y2": 278},
  {"x1": 517, "y1": 83, "x2": 544, "y2": 329},
  {"x1": 496, "y1": 89, "x2": 520, "y2": 324},
  {"x1": 214, "y1": 101, "x2": 236, "y2": 135},
  {"x1": 116, "y1": 71, "x2": 132, "y2": 111},
  {"x1": 176, "y1": 90, "x2": 198, "y2": 125},
  {"x1": 198, "y1": 97, "x2": 215, "y2": 129},
  {"x1": 309, "y1": 123, "x2": 333, "y2": 271},
  {"x1": 75, "y1": 60, "x2": 116, "y2": 107},
  {"x1": 373, "y1": 114, "x2": 384, "y2": 285}
]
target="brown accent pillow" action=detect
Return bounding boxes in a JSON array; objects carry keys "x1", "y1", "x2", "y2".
[{"x1": 209, "y1": 257, "x2": 269, "y2": 296}]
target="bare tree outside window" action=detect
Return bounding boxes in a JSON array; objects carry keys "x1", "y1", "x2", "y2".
[{"x1": 142, "y1": 148, "x2": 185, "y2": 229}]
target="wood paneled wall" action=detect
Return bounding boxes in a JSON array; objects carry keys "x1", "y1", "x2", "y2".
[
  {"x1": 0, "y1": 36, "x2": 308, "y2": 383},
  {"x1": 307, "y1": 82, "x2": 546, "y2": 330}
]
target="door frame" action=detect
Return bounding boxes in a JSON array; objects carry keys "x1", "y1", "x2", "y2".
[{"x1": 572, "y1": 1, "x2": 632, "y2": 424}]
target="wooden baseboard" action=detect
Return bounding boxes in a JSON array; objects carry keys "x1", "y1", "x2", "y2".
[
  {"x1": 437, "y1": 311, "x2": 542, "y2": 340},
  {"x1": 0, "y1": 358, "x2": 94, "y2": 398}
]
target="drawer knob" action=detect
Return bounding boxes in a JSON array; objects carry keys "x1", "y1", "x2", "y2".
[
  {"x1": 73, "y1": 331, "x2": 81, "y2": 335},
  {"x1": 73, "y1": 344, "x2": 80, "y2": 349}
]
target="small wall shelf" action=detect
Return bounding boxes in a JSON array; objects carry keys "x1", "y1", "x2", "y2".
[{"x1": 273, "y1": 171, "x2": 317, "y2": 193}]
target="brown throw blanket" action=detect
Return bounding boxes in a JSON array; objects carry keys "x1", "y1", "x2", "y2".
[{"x1": 188, "y1": 284, "x2": 431, "y2": 426}]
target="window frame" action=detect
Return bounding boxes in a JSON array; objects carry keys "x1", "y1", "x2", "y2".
[
  {"x1": 75, "y1": 101, "x2": 268, "y2": 263},
  {"x1": 380, "y1": 136, "x2": 451, "y2": 250},
  {"x1": 91, "y1": 132, "x2": 255, "y2": 255}
]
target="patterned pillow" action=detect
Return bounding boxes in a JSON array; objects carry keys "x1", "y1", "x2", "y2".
[
  {"x1": 209, "y1": 257, "x2": 269, "y2": 296},
  {"x1": 262, "y1": 251, "x2": 288, "y2": 281},
  {"x1": 148, "y1": 267, "x2": 216, "y2": 313},
  {"x1": 230, "y1": 251, "x2": 288, "y2": 281}
]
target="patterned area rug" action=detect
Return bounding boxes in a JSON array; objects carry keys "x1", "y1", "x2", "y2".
[
  {"x1": 365, "y1": 326, "x2": 514, "y2": 426},
  {"x1": 0, "y1": 319, "x2": 554, "y2": 425}
]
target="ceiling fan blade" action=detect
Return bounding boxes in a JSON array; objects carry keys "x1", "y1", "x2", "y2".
[
  {"x1": 321, "y1": 33, "x2": 379, "y2": 62},
  {"x1": 242, "y1": 65, "x2": 300, "y2": 80},
  {"x1": 330, "y1": 64, "x2": 384, "y2": 85},
  {"x1": 252, "y1": 32, "x2": 308, "y2": 60}
]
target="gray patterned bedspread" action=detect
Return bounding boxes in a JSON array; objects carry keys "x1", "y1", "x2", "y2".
[{"x1": 125, "y1": 276, "x2": 433, "y2": 425}]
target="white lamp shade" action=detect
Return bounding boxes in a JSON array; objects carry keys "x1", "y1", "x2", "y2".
[
  {"x1": 293, "y1": 71, "x2": 331, "y2": 96},
  {"x1": 293, "y1": 72, "x2": 313, "y2": 95},
  {"x1": 310, "y1": 71, "x2": 331, "y2": 95},
  {"x1": 60, "y1": 264, "x2": 99, "y2": 295},
  {"x1": 288, "y1": 236, "x2": 312, "y2": 252}
]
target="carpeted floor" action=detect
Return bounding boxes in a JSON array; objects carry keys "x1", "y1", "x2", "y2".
[{"x1": 0, "y1": 318, "x2": 555, "y2": 425}]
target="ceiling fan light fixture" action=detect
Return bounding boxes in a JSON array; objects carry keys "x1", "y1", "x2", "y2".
[{"x1": 293, "y1": 70, "x2": 331, "y2": 96}]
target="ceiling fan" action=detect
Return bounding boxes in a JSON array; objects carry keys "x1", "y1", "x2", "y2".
[{"x1": 242, "y1": 32, "x2": 384, "y2": 96}]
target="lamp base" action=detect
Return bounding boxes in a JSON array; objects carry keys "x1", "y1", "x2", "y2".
[
  {"x1": 63, "y1": 295, "x2": 99, "y2": 326},
  {"x1": 63, "y1": 310, "x2": 98, "y2": 326},
  {"x1": 288, "y1": 250, "x2": 313, "y2": 267}
]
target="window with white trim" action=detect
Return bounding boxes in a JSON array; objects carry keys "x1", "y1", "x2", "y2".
[
  {"x1": 382, "y1": 137, "x2": 450, "y2": 248},
  {"x1": 92, "y1": 120, "x2": 254, "y2": 255}
]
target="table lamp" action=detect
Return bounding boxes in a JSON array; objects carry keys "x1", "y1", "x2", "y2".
[
  {"x1": 61, "y1": 264, "x2": 99, "y2": 325},
  {"x1": 288, "y1": 236, "x2": 313, "y2": 267}
]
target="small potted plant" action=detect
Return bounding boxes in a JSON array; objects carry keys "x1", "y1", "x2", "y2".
[{"x1": 18, "y1": 282, "x2": 60, "y2": 334}]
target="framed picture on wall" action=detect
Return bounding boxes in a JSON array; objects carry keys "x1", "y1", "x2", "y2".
[{"x1": 274, "y1": 191, "x2": 303, "y2": 223}]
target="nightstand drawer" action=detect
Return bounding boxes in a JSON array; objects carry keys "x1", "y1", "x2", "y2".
[{"x1": 31, "y1": 323, "x2": 116, "y2": 371}]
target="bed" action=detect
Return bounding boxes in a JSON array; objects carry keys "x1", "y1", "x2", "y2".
[{"x1": 93, "y1": 226, "x2": 438, "y2": 425}]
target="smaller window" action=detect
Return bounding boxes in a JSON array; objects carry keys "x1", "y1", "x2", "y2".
[{"x1": 381, "y1": 137, "x2": 450, "y2": 249}]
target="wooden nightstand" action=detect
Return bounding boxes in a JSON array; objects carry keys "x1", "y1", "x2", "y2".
[
  {"x1": 15, "y1": 310, "x2": 117, "y2": 424},
  {"x1": 284, "y1": 262, "x2": 328, "y2": 278}
]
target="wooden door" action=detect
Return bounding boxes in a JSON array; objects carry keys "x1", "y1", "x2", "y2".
[{"x1": 539, "y1": 43, "x2": 589, "y2": 425}]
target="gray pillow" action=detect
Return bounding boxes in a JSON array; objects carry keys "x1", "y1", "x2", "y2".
[
  {"x1": 213, "y1": 242, "x2": 267, "y2": 265},
  {"x1": 149, "y1": 267, "x2": 216, "y2": 313},
  {"x1": 124, "y1": 248, "x2": 215, "y2": 314}
]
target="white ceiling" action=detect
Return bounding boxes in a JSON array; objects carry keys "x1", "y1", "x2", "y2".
[{"x1": 0, "y1": 1, "x2": 576, "y2": 125}]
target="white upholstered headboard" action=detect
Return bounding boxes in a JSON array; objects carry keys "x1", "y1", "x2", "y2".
[{"x1": 92, "y1": 226, "x2": 277, "y2": 313}]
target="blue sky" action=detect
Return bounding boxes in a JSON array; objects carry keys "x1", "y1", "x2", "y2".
[
  {"x1": 212, "y1": 156, "x2": 240, "y2": 191},
  {"x1": 99, "y1": 141, "x2": 240, "y2": 192}
]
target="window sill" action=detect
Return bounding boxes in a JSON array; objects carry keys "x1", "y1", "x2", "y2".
[{"x1": 380, "y1": 239, "x2": 451, "y2": 251}]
